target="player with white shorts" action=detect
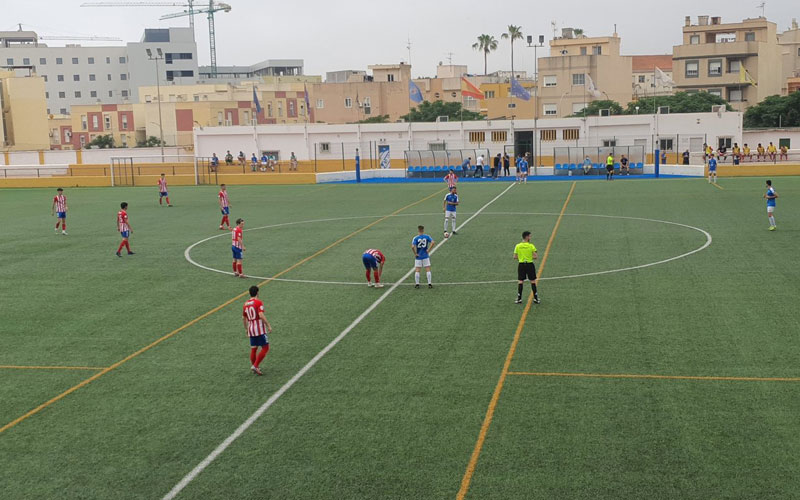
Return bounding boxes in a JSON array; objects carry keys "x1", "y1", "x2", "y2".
[
  {"x1": 443, "y1": 187, "x2": 459, "y2": 236},
  {"x1": 411, "y1": 225, "x2": 434, "y2": 289}
]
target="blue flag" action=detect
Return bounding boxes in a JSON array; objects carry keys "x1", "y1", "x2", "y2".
[
  {"x1": 252, "y1": 87, "x2": 262, "y2": 114},
  {"x1": 409, "y1": 80, "x2": 423, "y2": 103},
  {"x1": 510, "y1": 78, "x2": 531, "y2": 101}
]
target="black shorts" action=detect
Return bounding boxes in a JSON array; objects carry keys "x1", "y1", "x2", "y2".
[
  {"x1": 606, "y1": 165, "x2": 614, "y2": 172},
  {"x1": 517, "y1": 262, "x2": 537, "y2": 281}
]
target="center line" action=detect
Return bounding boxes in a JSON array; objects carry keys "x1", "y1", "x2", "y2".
[{"x1": 162, "y1": 183, "x2": 516, "y2": 500}]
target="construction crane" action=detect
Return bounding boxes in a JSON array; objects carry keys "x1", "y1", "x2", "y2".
[
  {"x1": 80, "y1": 2, "x2": 198, "y2": 32},
  {"x1": 161, "y1": 1, "x2": 231, "y2": 77}
]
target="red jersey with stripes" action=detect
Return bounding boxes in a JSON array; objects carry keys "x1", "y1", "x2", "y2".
[
  {"x1": 364, "y1": 249, "x2": 385, "y2": 263},
  {"x1": 53, "y1": 195, "x2": 67, "y2": 212},
  {"x1": 232, "y1": 226, "x2": 243, "y2": 249},
  {"x1": 158, "y1": 178, "x2": 168, "y2": 192},
  {"x1": 444, "y1": 173, "x2": 457, "y2": 188},
  {"x1": 218, "y1": 190, "x2": 229, "y2": 208},
  {"x1": 117, "y1": 210, "x2": 129, "y2": 232},
  {"x1": 243, "y1": 298, "x2": 268, "y2": 337}
]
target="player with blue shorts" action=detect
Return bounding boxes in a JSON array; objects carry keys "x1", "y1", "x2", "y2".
[
  {"x1": 708, "y1": 155, "x2": 718, "y2": 184},
  {"x1": 362, "y1": 248, "x2": 386, "y2": 288},
  {"x1": 412, "y1": 225, "x2": 435, "y2": 289},
  {"x1": 764, "y1": 180, "x2": 778, "y2": 231}
]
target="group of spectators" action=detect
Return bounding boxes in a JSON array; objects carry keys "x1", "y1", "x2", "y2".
[
  {"x1": 460, "y1": 153, "x2": 533, "y2": 179},
  {"x1": 703, "y1": 142, "x2": 790, "y2": 165},
  {"x1": 209, "y1": 150, "x2": 299, "y2": 172}
]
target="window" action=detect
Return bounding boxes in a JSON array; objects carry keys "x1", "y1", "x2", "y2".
[
  {"x1": 572, "y1": 103, "x2": 586, "y2": 114},
  {"x1": 267, "y1": 103, "x2": 273, "y2": 117},
  {"x1": 61, "y1": 108, "x2": 68, "y2": 115},
  {"x1": 659, "y1": 138, "x2": 674, "y2": 151},
  {"x1": 278, "y1": 102, "x2": 283, "y2": 117},
  {"x1": 387, "y1": 74, "x2": 395, "y2": 82},
  {"x1": 728, "y1": 59, "x2": 741, "y2": 73},
  {"x1": 362, "y1": 97, "x2": 370, "y2": 115},
  {"x1": 119, "y1": 57, "x2": 126, "y2": 63},
  {"x1": 779, "y1": 138, "x2": 791, "y2": 149},
  {"x1": 428, "y1": 142, "x2": 446, "y2": 151},
  {"x1": 344, "y1": 97, "x2": 352, "y2": 108},
  {"x1": 507, "y1": 102, "x2": 516, "y2": 109},
  {"x1": 316, "y1": 99, "x2": 324, "y2": 109},
  {"x1": 708, "y1": 59, "x2": 722, "y2": 76},
  {"x1": 87, "y1": 57, "x2": 94, "y2": 64},
  {"x1": 592, "y1": 46, "x2": 602, "y2": 55},
  {"x1": 106, "y1": 57, "x2": 110, "y2": 64},
  {"x1": 288, "y1": 100, "x2": 296, "y2": 116},
  {"x1": 56, "y1": 57, "x2": 63, "y2": 64},
  {"x1": 120, "y1": 73, "x2": 127, "y2": 80},
  {"x1": 107, "y1": 74, "x2": 112, "y2": 81},
  {"x1": 543, "y1": 103, "x2": 557, "y2": 116},
  {"x1": 602, "y1": 139, "x2": 617, "y2": 147},
  {"x1": 540, "y1": 129, "x2": 556, "y2": 141},
  {"x1": 638, "y1": 75, "x2": 646, "y2": 83},
  {"x1": 484, "y1": 90, "x2": 496, "y2": 98},
  {"x1": 90, "y1": 91, "x2": 97, "y2": 98},
  {"x1": 572, "y1": 73, "x2": 585, "y2": 86},
  {"x1": 690, "y1": 35, "x2": 700, "y2": 45},
  {"x1": 79, "y1": 134, "x2": 86, "y2": 147},
  {"x1": 104, "y1": 115, "x2": 111, "y2": 129},
  {"x1": 120, "y1": 115, "x2": 128, "y2": 131},
  {"x1": 39, "y1": 57, "x2": 46, "y2": 65},
  {"x1": 744, "y1": 32, "x2": 755, "y2": 42},
  {"x1": 86, "y1": 74, "x2": 95, "y2": 82},
  {"x1": 57, "y1": 74, "x2": 64, "y2": 82},
  {"x1": 685, "y1": 60, "x2": 699, "y2": 78},
  {"x1": 45, "y1": 92, "x2": 49, "y2": 98},
  {"x1": 563, "y1": 129, "x2": 580, "y2": 141},
  {"x1": 217, "y1": 111, "x2": 223, "y2": 126},
  {"x1": 707, "y1": 88, "x2": 722, "y2": 98},
  {"x1": 71, "y1": 57, "x2": 78, "y2": 64},
  {"x1": 121, "y1": 134, "x2": 127, "y2": 147},
  {"x1": 73, "y1": 74, "x2": 80, "y2": 81},
  {"x1": 74, "y1": 91, "x2": 81, "y2": 98},
  {"x1": 491, "y1": 131, "x2": 507, "y2": 143},
  {"x1": 92, "y1": 115, "x2": 99, "y2": 129},
  {"x1": 164, "y1": 52, "x2": 193, "y2": 64},
  {"x1": 121, "y1": 90, "x2": 128, "y2": 98},
  {"x1": 718, "y1": 137, "x2": 732, "y2": 149},
  {"x1": 243, "y1": 110, "x2": 250, "y2": 124},
  {"x1": 580, "y1": 47, "x2": 587, "y2": 55},
  {"x1": 165, "y1": 70, "x2": 193, "y2": 81},
  {"x1": 23, "y1": 57, "x2": 30, "y2": 65},
  {"x1": 108, "y1": 90, "x2": 113, "y2": 97},
  {"x1": 58, "y1": 91, "x2": 66, "y2": 98},
  {"x1": 728, "y1": 88, "x2": 743, "y2": 102},
  {"x1": 468, "y1": 131, "x2": 486, "y2": 143},
  {"x1": 543, "y1": 75, "x2": 557, "y2": 87},
  {"x1": 43, "y1": 75, "x2": 47, "y2": 82},
  {"x1": 320, "y1": 142, "x2": 331, "y2": 153}
]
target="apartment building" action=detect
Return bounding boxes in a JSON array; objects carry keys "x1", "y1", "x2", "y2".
[
  {"x1": 199, "y1": 60, "x2": 304, "y2": 81},
  {"x1": 778, "y1": 19, "x2": 800, "y2": 94},
  {"x1": 536, "y1": 29, "x2": 633, "y2": 118},
  {"x1": 672, "y1": 16, "x2": 783, "y2": 111},
  {"x1": 632, "y1": 55, "x2": 674, "y2": 98},
  {"x1": 0, "y1": 27, "x2": 197, "y2": 114},
  {"x1": 0, "y1": 70, "x2": 49, "y2": 150}
]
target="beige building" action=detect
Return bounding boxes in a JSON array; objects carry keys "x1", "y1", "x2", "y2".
[
  {"x1": 672, "y1": 16, "x2": 783, "y2": 112},
  {"x1": 778, "y1": 19, "x2": 800, "y2": 94},
  {"x1": 0, "y1": 70, "x2": 49, "y2": 151},
  {"x1": 632, "y1": 55, "x2": 674, "y2": 98},
  {"x1": 536, "y1": 30, "x2": 633, "y2": 118}
]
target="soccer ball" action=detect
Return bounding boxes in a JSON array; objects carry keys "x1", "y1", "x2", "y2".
[{"x1": 444, "y1": 232, "x2": 450, "y2": 239}]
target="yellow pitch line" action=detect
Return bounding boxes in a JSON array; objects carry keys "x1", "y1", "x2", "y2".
[
  {"x1": 0, "y1": 187, "x2": 446, "y2": 436},
  {"x1": 711, "y1": 182, "x2": 725, "y2": 190},
  {"x1": 456, "y1": 181, "x2": 576, "y2": 500},
  {"x1": 507, "y1": 371, "x2": 800, "y2": 382},
  {"x1": 0, "y1": 365, "x2": 107, "y2": 371}
]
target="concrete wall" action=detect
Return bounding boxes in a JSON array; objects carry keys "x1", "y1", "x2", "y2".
[{"x1": 1, "y1": 75, "x2": 49, "y2": 150}]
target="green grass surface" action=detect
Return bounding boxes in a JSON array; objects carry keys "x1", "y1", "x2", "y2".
[{"x1": 0, "y1": 177, "x2": 798, "y2": 499}]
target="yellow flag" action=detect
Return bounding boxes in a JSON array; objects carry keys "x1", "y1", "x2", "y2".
[{"x1": 739, "y1": 65, "x2": 758, "y2": 87}]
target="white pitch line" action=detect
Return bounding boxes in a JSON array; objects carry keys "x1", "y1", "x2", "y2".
[{"x1": 162, "y1": 183, "x2": 516, "y2": 500}]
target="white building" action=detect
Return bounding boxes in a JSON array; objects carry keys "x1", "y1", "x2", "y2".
[{"x1": 0, "y1": 27, "x2": 197, "y2": 114}]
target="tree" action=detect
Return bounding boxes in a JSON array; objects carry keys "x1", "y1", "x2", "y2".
[
  {"x1": 472, "y1": 34, "x2": 499, "y2": 75},
  {"x1": 401, "y1": 100, "x2": 484, "y2": 122},
  {"x1": 86, "y1": 134, "x2": 114, "y2": 149},
  {"x1": 573, "y1": 28, "x2": 584, "y2": 37},
  {"x1": 358, "y1": 114, "x2": 390, "y2": 124},
  {"x1": 623, "y1": 91, "x2": 733, "y2": 114},
  {"x1": 501, "y1": 25, "x2": 524, "y2": 76},
  {"x1": 569, "y1": 100, "x2": 623, "y2": 117},
  {"x1": 137, "y1": 135, "x2": 164, "y2": 147},
  {"x1": 743, "y1": 92, "x2": 800, "y2": 128}
]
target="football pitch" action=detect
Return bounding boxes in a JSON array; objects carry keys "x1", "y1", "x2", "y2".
[{"x1": 2, "y1": 177, "x2": 800, "y2": 499}]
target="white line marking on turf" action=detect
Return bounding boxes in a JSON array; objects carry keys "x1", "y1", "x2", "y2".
[
  {"x1": 163, "y1": 184, "x2": 516, "y2": 500},
  {"x1": 185, "y1": 212, "x2": 712, "y2": 286}
]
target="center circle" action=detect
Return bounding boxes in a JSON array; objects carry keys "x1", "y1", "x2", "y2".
[{"x1": 184, "y1": 213, "x2": 712, "y2": 286}]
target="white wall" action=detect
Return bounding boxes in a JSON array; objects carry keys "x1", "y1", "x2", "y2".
[{"x1": 742, "y1": 129, "x2": 800, "y2": 149}]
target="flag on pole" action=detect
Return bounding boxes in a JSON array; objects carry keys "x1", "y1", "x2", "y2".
[
  {"x1": 654, "y1": 67, "x2": 675, "y2": 87},
  {"x1": 460, "y1": 77, "x2": 484, "y2": 100},
  {"x1": 252, "y1": 87, "x2": 262, "y2": 114},
  {"x1": 510, "y1": 78, "x2": 531, "y2": 101},
  {"x1": 409, "y1": 79, "x2": 423, "y2": 103},
  {"x1": 586, "y1": 74, "x2": 603, "y2": 98},
  {"x1": 740, "y1": 65, "x2": 758, "y2": 86}
]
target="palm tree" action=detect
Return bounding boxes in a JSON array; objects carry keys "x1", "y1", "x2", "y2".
[
  {"x1": 472, "y1": 34, "x2": 499, "y2": 75},
  {"x1": 501, "y1": 25, "x2": 524, "y2": 77}
]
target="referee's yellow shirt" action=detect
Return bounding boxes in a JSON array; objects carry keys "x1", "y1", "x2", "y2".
[{"x1": 514, "y1": 242, "x2": 537, "y2": 263}]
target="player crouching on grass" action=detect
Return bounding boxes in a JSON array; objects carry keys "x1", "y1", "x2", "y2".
[
  {"x1": 242, "y1": 285, "x2": 272, "y2": 376},
  {"x1": 514, "y1": 231, "x2": 540, "y2": 304},
  {"x1": 362, "y1": 248, "x2": 386, "y2": 288},
  {"x1": 232, "y1": 218, "x2": 246, "y2": 277}
]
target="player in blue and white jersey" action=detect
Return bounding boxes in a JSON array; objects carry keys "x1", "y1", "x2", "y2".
[
  {"x1": 517, "y1": 156, "x2": 529, "y2": 183},
  {"x1": 443, "y1": 187, "x2": 459, "y2": 236},
  {"x1": 411, "y1": 225, "x2": 435, "y2": 289},
  {"x1": 707, "y1": 155, "x2": 718, "y2": 184},
  {"x1": 764, "y1": 179, "x2": 779, "y2": 231}
]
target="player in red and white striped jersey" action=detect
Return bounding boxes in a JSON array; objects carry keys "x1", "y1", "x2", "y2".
[
  {"x1": 116, "y1": 202, "x2": 134, "y2": 257},
  {"x1": 242, "y1": 285, "x2": 273, "y2": 375},
  {"x1": 218, "y1": 184, "x2": 231, "y2": 230},
  {"x1": 362, "y1": 248, "x2": 386, "y2": 287},
  {"x1": 231, "y1": 218, "x2": 245, "y2": 277},
  {"x1": 158, "y1": 174, "x2": 172, "y2": 207},
  {"x1": 444, "y1": 169, "x2": 458, "y2": 189},
  {"x1": 51, "y1": 188, "x2": 68, "y2": 235}
]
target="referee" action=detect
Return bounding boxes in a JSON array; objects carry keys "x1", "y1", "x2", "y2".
[{"x1": 513, "y1": 231, "x2": 540, "y2": 304}]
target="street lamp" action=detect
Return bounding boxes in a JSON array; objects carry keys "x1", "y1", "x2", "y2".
[
  {"x1": 146, "y1": 47, "x2": 166, "y2": 161},
  {"x1": 527, "y1": 34, "x2": 545, "y2": 173}
]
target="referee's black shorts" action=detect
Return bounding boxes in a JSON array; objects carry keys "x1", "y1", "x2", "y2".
[{"x1": 517, "y1": 262, "x2": 537, "y2": 281}]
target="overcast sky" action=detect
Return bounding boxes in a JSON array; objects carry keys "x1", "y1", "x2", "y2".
[{"x1": 5, "y1": 0, "x2": 796, "y2": 77}]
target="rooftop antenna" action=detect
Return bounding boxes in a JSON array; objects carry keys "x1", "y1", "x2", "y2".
[
  {"x1": 757, "y1": 1, "x2": 766, "y2": 17},
  {"x1": 446, "y1": 51, "x2": 454, "y2": 65},
  {"x1": 551, "y1": 20, "x2": 557, "y2": 39},
  {"x1": 406, "y1": 35, "x2": 412, "y2": 66}
]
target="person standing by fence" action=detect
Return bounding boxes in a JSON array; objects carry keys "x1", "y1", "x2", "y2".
[{"x1": 502, "y1": 153, "x2": 510, "y2": 177}]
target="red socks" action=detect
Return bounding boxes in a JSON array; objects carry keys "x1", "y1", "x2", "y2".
[
  {"x1": 117, "y1": 241, "x2": 125, "y2": 253},
  {"x1": 61, "y1": 221, "x2": 66, "y2": 230},
  {"x1": 250, "y1": 347, "x2": 257, "y2": 365},
  {"x1": 166, "y1": 197, "x2": 171, "y2": 205},
  {"x1": 254, "y1": 345, "x2": 269, "y2": 367},
  {"x1": 365, "y1": 269, "x2": 371, "y2": 281},
  {"x1": 124, "y1": 241, "x2": 131, "y2": 253},
  {"x1": 237, "y1": 263, "x2": 243, "y2": 275},
  {"x1": 159, "y1": 198, "x2": 163, "y2": 205},
  {"x1": 221, "y1": 215, "x2": 229, "y2": 227},
  {"x1": 374, "y1": 271, "x2": 380, "y2": 284},
  {"x1": 233, "y1": 261, "x2": 238, "y2": 273}
]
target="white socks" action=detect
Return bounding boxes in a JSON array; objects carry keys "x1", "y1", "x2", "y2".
[
  {"x1": 415, "y1": 272, "x2": 420, "y2": 285},
  {"x1": 426, "y1": 271, "x2": 432, "y2": 284},
  {"x1": 769, "y1": 216, "x2": 776, "y2": 226},
  {"x1": 444, "y1": 218, "x2": 457, "y2": 233}
]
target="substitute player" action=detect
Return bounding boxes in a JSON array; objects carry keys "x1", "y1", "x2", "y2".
[
  {"x1": 764, "y1": 180, "x2": 778, "y2": 231},
  {"x1": 514, "y1": 231, "x2": 540, "y2": 304},
  {"x1": 51, "y1": 188, "x2": 68, "y2": 235},
  {"x1": 116, "y1": 202, "x2": 134, "y2": 257},
  {"x1": 232, "y1": 218, "x2": 246, "y2": 277},
  {"x1": 362, "y1": 248, "x2": 386, "y2": 288},
  {"x1": 218, "y1": 184, "x2": 231, "y2": 230},
  {"x1": 707, "y1": 154, "x2": 718, "y2": 184},
  {"x1": 242, "y1": 285, "x2": 273, "y2": 376},
  {"x1": 157, "y1": 174, "x2": 172, "y2": 207},
  {"x1": 412, "y1": 225, "x2": 434, "y2": 289},
  {"x1": 443, "y1": 187, "x2": 459, "y2": 236}
]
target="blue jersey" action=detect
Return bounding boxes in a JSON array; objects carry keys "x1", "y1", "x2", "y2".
[
  {"x1": 767, "y1": 187, "x2": 777, "y2": 207},
  {"x1": 519, "y1": 160, "x2": 528, "y2": 172},
  {"x1": 445, "y1": 193, "x2": 458, "y2": 212},
  {"x1": 412, "y1": 234, "x2": 433, "y2": 259},
  {"x1": 261, "y1": 155, "x2": 268, "y2": 163},
  {"x1": 708, "y1": 158, "x2": 717, "y2": 171}
]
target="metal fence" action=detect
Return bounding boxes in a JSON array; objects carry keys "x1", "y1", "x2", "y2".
[
  {"x1": 554, "y1": 146, "x2": 647, "y2": 167},
  {"x1": 403, "y1": 148, "x2": 490, "y2": 167}
]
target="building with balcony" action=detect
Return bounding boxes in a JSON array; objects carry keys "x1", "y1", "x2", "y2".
[
  {"x1": 778, "y1": 19, "x2": 800, "y2": 94},
  {"x1": 672, "y1": 16, "x2": 783, "y2": 111}
]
